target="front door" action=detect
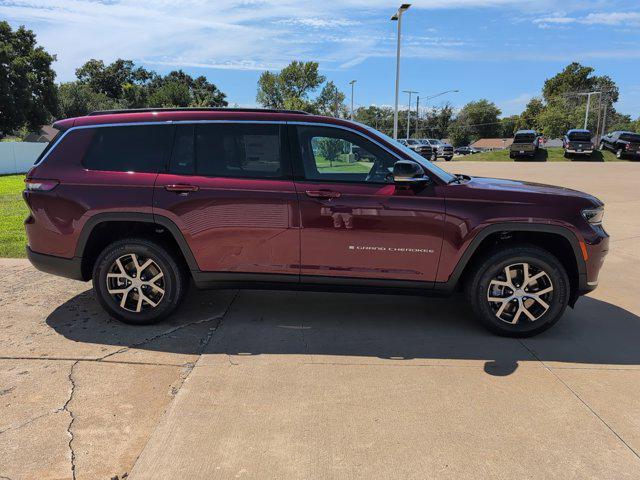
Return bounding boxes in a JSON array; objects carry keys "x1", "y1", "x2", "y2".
[
  {"x1": 291, "y1": 124, "x2": 445, "y2": 284},
  {"x1": 154, "y1": 122, "x2": 299, "y2": 278}
]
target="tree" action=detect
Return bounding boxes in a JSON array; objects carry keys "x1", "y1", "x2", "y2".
[
  {"x1": 537, "y1": 103, "x2": 572, "y2": 138},
  {"x1": 58, "y1": 82, "x2": 122, "y2": 118},
  {"x1": 518, "y1": 98, "x2": 544, "y2": 131},
  {"x1": 500, "y1": 115, "x2": 520, "y2": 137},
  {"x1": 148, "y1": 70, "x2": 227, "y2": 108},
  {"x1": 455, "y1": 99, "x2": 502, "y2": 141},
  {"x1": 256, "y1": 61, "x2": 345, "y2": 116},
  {"x1": 0, "y1": 22, "x2": 58, "y2": 137},
  {"x1": 316, "y1": 81, "x2": 346, "y2": 117},
  {"x1": 75, "y1": 58, "x2": 153, "y2": 100}
]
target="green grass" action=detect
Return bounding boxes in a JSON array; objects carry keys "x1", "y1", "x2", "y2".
[
  {"x1": 316, "y1": 158, "x2": 373, "y2": 173},
  {"x1": 455, "y1": 147, "x2": 622, "y2": 162},
  {"x1": 0, "y1": 174, "x2": 27, "y2": 258}
]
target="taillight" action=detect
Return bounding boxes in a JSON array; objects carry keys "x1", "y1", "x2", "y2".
[{"x1": 25, "y1": 179, "x2": 59, "y2": 191}]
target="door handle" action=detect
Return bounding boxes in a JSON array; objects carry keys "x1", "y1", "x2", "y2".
[
  {"x1": 165, "y1": 184, "x2": 199, "y2": 194},
  {"x1": 305, "y1": 190, "x2": 341, "y2": 199}
]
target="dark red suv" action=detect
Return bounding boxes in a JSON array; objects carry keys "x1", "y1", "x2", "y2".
[{"x1": 24, "y1": 108, "x2": 609, "y2": 336}]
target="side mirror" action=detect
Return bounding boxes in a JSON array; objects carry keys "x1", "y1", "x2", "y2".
[{"x1": 393, "y1": 160, "x2": 429, "y2": 184}]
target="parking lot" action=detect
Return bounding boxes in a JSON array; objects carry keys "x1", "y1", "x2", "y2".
[{"x1": 1, "y1": 161, "x2": 639, "y2": 480}]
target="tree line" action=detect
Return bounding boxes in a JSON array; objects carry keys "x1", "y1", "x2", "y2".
[{"x1": 2, "y1": 21, "x2": 638, "y2": 145}]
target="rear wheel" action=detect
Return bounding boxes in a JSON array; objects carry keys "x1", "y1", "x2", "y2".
[
  {"x1": 92, "y1": 238, "x2": 188, "y2": 324},
  {"x1": 465, "y1": 245, "x2": 570, "y2": 337}
]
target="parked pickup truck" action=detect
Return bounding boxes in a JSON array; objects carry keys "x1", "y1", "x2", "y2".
[
  {"x1": 420, "y1": 139, "x2": 454, "y2": 161},
  {"x1": 398, "y1": 139, "x2": 434, "y2": 160},
  {"x1": 563, "y1": 129, "x2": 593, "y2": 158},
  {"x1": 509, "y1": 130, "x2": 539, "y2": 159},
  {"x1": 600, "y1": 131, "x2": 640, "y2": 159}
]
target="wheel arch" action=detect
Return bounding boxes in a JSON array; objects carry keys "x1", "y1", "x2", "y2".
[
  {"x1": 438, "y1": 223, "x2": 587, "y2": 304},
  {"x1": 76, "y1": 213, "x2": 199, "y2": 280}
]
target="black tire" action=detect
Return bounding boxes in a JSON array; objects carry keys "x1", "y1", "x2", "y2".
[
  {"x1": 92, "y1": 238, "x2": 188, "y2": 325},
  {"x1": 465, "y1": 245, "x2": 570, "y2": 337}
]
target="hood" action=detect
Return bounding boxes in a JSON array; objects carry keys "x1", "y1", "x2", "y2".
[{"x1": 464, "y1": 175, "x2": 603, "y2": 205}]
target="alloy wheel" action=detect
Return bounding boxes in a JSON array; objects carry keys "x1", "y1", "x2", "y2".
[
  {"x1": 106, "y1": 253, "x2": 165, "y2": 313},
  {"x1": 486, "y1": 263, "x2": 554, "y2": 324}
]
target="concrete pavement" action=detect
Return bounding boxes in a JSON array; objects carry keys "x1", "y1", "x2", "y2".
[{"x1": 1, "y1": 162, "x2": 639, "y2": 479}]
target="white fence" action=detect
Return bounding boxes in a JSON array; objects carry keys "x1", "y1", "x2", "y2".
[{"x1": 0, "y1": 142, "x2": 47, "y2": 175}]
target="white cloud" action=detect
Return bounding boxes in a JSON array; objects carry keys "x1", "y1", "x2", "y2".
[{"x1": 534, "y1": 11, "x2": 640, "y2": 28}]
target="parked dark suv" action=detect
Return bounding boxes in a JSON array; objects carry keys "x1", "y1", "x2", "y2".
[
  {"x1": 24, "y1": 108, "x2": 608, "y2": 336},
  {"x1": 600, "y1": 131, "x2": 640, "y2": 159}
]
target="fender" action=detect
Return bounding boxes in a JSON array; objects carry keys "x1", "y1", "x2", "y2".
[
  {"x1": 74, "y1": 212, "x2": 200, "y2": 272},
  {"x1": 434, "y1": 222, "x2": 587, "y2": 293}
]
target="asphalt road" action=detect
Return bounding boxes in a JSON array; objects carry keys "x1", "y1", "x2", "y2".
[{"x1": 1, "y1": 162, "x2": 639, "y2": 479}]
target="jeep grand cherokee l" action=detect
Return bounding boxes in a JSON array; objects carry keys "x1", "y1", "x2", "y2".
[
  {"x1": 600, "y1": 131, "x2": 640, "y2": 159},
  {"x1": 24, "y1": 108, "x2": 608, "y2": 337},
  {"x1": 509, "y1": 130, "x2": 539, "y2": 159},
  {"x1": 563, "y1": 129, "x2": 593, "y2": 158}
]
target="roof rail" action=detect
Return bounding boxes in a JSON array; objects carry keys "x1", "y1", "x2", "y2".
[{"x1": 87, "y1": 107, "x2": 311, "y2": 116}]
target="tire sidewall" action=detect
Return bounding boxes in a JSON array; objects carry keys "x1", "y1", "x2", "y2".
[
  {"x1": 471, "y1": 249, "x2": 569, "y2": 336},
  {"x1": 93, "y1": 240, "x2": 183, "y2": 324}
]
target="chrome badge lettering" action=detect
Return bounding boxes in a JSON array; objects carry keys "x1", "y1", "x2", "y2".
[{"x1": 348, "y1": 245, "x2": 434, "y2": 254}]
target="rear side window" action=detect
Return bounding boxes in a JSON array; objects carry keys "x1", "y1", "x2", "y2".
[
  {"x1": 620, "y1": 133, "x2": 640, "y2": 143},
  {"x1": 195, "y1": 123, "x2": 284, "y2": 178},
  {"x1": 83, "y1": 125, "x2": 172, "y2": 173}
]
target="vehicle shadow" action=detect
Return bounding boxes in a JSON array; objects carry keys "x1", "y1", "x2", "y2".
[
  {"x1": 46, "y1": 287, "x2": 640, "y2": 376},
  {"x1": 514, "y1": 149, "x2": 548, "y2": 162},
  {"x1": 568, "y1": 150, "x2": 605, "y2": 162}
]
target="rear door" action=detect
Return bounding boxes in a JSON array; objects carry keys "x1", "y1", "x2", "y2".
[
  {"x1": 290, "y1": 124, "x2": 445, "y2": 284},
  {"x1": 153, "y1": 122, "x2": 299, "y2": 279}
]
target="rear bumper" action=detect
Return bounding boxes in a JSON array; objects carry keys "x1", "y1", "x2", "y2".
[
  {"x1": 26, "y1": 247, "x2": 85, "y2": 281},
  {"x1": 566, "y1": 149, "x2": 593, "y2": 155}
]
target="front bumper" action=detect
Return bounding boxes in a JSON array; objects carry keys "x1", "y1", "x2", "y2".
[{"x1": 26, "y1": 247, "x2": 85, "y2": 281}]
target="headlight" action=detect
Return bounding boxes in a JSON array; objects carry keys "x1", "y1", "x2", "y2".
[{"x1": 582, "y1": 206, "x2": 604, "y2": 225}]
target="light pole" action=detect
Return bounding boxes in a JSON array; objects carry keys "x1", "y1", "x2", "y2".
[
  {"x1": 391, "y1": 4, "x2": 411, "y2": 140},
  {"x1": 403, "y1": 90, "x2": 418, "y2": 140},
  {"x1": 349, "y1": 80, "x2": 357, "y2": 120}
]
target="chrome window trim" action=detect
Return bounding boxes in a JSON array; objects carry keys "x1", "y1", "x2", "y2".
[{"x1": 34, "y1": 119, "x2": 445, "y2": 182}]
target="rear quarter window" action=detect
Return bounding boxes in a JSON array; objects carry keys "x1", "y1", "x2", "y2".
[{"x1": 83, "y1": 124, "x2": 173, "y2": 173}]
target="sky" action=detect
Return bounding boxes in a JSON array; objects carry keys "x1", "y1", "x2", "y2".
[{"x1": 1, "y1": 0, "x2": 639, "y2": 118}]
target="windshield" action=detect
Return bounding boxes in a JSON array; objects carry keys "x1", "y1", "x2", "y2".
[
  {"x1": 406, "y1": 139, "x2": 419, "y2": 145},
  {"x1": 514, "y1": 133, "x2": 536, "y2": 143},
  {"x1": 356, "y1": 122, "x2": 456, "y2": 183},
  {"x1": 568, "y1": 131, "x2": 591, "y2": 141},
  {"x1": 428, "y1": 139, "x2": 442, "y2": 145},
  {"x1": 620, "y1": 133, "x2": 640, "y2": 143}
]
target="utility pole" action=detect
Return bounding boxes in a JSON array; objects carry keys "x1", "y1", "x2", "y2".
[
  {"x1": 584, "y1": 92, "x2": 594, "y2": 130},
  {"x1": 391, "y1": 4, "x2": 411, "y2": 140},
  {"x1": 403, "y1": 90, "x2": 418, "y2": 140},
  {"x1": 349, "y1": 80, "x2": 356, "y2": 121},
  {"x1": 415, "y1": 95, "x2": 420, "y2": 138}
]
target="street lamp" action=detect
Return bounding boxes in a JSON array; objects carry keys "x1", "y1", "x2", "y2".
[
  {"x1": 403, "y1": 90, "x2": 418, "y2": 140},
  {"x1": 349, "y1": 80, "x2": 357, "y2": 120},
  {"x1": 391, "y1": 3, "x2": 411, "y2": 140}
]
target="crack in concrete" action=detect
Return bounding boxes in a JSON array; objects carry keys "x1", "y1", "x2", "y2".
[
  {"x1": 62, "y1": 360, "x2": 79, "y2": 480},
  {"x1": 97, "y1": 313, "x2": 227, "y2": 362},
  {"x1": 0, "y1": 356, "x2": 187, "y2": 367},
  {"x1": 519, "y1": 339, "x2": 640, "y2": 462}
]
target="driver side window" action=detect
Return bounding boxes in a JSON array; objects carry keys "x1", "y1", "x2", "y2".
[{"x1": 296, "y1": 125, "x2": 397, "y2": 184}]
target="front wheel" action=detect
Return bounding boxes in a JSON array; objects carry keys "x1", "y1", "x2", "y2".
[
  {"x1": 92, "y1": 238, "x2": 188, "y2": 324},
  {"x1": 465, "y1": 245, "x2": 570, "y2": 337}
]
